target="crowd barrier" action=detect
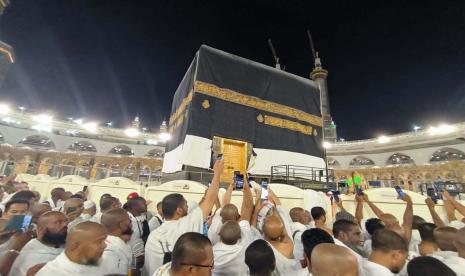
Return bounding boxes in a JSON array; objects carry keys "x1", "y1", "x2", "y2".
[{"x1": 14, "y1": 174, "x2": 465, "y2": 226}]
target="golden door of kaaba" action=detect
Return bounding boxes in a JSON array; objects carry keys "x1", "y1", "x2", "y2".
[{"x1": 215, "y1": 137, "x2": 248, "y2": 184}]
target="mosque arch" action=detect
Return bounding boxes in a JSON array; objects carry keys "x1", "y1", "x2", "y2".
[
  {"x1": 18, "y1": 135, "x2": 55, "y2": 149},
  {"x1": 386, "y1": 153, "x2": 415, "y2": 166},
  {"x1": 327, "y1": 158, "x2": 341, "y2": 168},
  {"x1": 109, "y1": 145, "x2": 134, "y2": 156},
  {"x1": 146, "y1": 148, "x2": 164, "y2": 159},
  {"x1": 67, "y1": 141, "x2": 97, "y2": 153},
  {"x1": 430, "y1": 147, "x2": 465, "y2": 162},
  {"x1": 349, "y1": 156, "x2": 375, "y2": 167}
]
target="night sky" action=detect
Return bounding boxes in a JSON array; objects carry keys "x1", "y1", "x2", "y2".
[{"x1": 1, "y1": 1, "x2": 465, "y2": 140}]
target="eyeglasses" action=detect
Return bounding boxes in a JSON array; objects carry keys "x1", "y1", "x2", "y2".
[{"x1": 181, "y1": 261, "x2": 214, "y2": 269}]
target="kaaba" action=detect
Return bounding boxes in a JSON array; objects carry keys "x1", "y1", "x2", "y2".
[{"x1": 163, "y1": 45, "x2": 325, "y2": 183}]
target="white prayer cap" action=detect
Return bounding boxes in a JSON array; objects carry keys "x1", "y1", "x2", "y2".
[{"x1": 83, "y1": 200, "x2": 96, "y2": 209}]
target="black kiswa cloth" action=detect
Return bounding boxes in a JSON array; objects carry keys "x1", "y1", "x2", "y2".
[{"x1": 166, "y1": 45, "x2": 323, "y2": 159}]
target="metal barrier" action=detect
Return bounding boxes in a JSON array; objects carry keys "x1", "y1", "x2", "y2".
[{"x1": 270, "y1": 165, "x2": 336, "y2": 191}]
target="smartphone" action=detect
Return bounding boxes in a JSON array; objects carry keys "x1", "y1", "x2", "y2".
[
  {"x1": 355, "y1": 186, "x2": 364, "y2": 196},
  {"x1": 234, "y1": 174, "x2": 244, "y2": 190},
  {"x1": 394, "y1": 186, "x2": 405, "y2": 198},
  {"x1": 67, "y1": 206, "x2": 77, "y2": 214},
  {"x1": 217, "y1": 154, "x2": 223, "y2": 160},
  {"x1": 207, "y1": 181, "x2": 211, "y2": 188},
  {"x1": 82, "y1": 185, "x2": 88, "y2": 192},
  {"x1": 331, "y1": 190, "x2": 340, "y2": 202},
  {"x1": 260, "y1": 178, "x2": 269, "y2": 200},
  {"x1": 5, "y1": 215, "x2": 32, "y2": 232},
  {"x1": 427, "y1": 187, "x2": 438, "y2": 204}
]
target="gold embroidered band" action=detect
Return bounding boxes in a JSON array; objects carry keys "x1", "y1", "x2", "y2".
[{"x1": 257, "y1": 114, "x2": 314, "y2": 135}]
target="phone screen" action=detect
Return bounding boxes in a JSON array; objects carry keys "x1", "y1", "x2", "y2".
[
  {"x1": 217, "y1": 154, "x2": 223, "y2": 160},
  {"x1": 355, "y1": 186, "x2": 363, "y2": 196},
  {"x1": 207, "y1": 181, "x2": 211, "y2": 188},
  {"x1": 235, "y1": 174, "x2": 244, "y2": 190},
  {"x1": 331, "y1": 190, "x2": 340, "y2": 202},
  {"x1": 427, "y1": 188, "x2": 438, "y2": 204},
  {"x1": 260, "y1": 179, "x2": 269, "y2": 200},
  {"x1": 394, "y1": 186, "x2": 405, "y2": 198},
  {"x1": 5, "y1": 215, "x2": 32, "y2": 232},
  {"x1": 82, "y1": 185, "x2": 88, "y2": 192}
]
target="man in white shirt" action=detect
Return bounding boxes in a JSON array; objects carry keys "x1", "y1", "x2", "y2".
[
  {"x1": 9, "y1": 211, "x2": 68, "y2": 276},
  {"x1": 81, "y1": 200, "x2": 97, "y2": 221},
  {"x1": 44, "y1": 187, "x2": 65, "y2": 209},
  {"x1": 440, "y1": 227, "x2": 465, "y2": 275},
  {"x1": 100, "y1": 208, "x2": 134, "y2": 275},
  {"x1": 63, "y1": 198, "x2": 86, "y2": 231},
  {"x1": 92, "y1": 196, "x2": 120, "y2": 224},
  {"x1": 36, "y1": 221, "x2": 107, "y2": 275},
  {"x1": 144, "y1": 159, "x2": 224, "y2": 276},
  {"x1": 432, "y1": 226, "x2": 458, "y2": 261},
  {"x1": 244, "y1": 239, "x2": 276, "y2": 276},
  {"x1": 149, "y1": 201, "x2": 164, "y2": 231},
  {"x1": 363, "y1": 229, "x2": 408, "y2": 276},
  {"x1": 212, "y1": 182, "x2": 254, "y2": 276},
  {"x1": 153, "y1": 232, "x2": 214, "y2": 276},
  {"x1": 127, "y1": 196, "x2": 151, "y2": 272},
  {"x1": 311, "y1": 243, "x2": 359, "y2": 276},
  {"x1": 332, "y1": 219, "x2": 365, "y2": 275},
  {"x1": 289, "y1": 207, "x2": 308, "y2": 266},
  {"x1": 301, "y1": 228, "x2": 335, "y2": 275}
]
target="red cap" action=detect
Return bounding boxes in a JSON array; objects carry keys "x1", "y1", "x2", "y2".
[{"x1": 127, "y1": 192, "x2": 139, "y2": 200}]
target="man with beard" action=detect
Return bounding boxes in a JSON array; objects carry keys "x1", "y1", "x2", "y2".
[
  {"x1": 9, "y1": 211, "x2": 68, "y2": 276},
  {"x1": 101, "y1": 208, "x2": 134, "y2": 275},
  {"x1": 36, "y1": 221, "x2": 107, "y2": 275}
]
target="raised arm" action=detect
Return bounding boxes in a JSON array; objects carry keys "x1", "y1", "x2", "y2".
[
  {"x1": 199, "y1": 160, "x2": 224, "y2": 219},
  {"x1": 251, "y1": 189, "x2": 263, "y2": 228},
  {"x1": 240, "y1": 177, "x2": 254, "y2": 222},
  {"x1": 443, "y1": 191, "x2": 465, "y2": 218},
  {"x1": 425, "y1": 197, "x2": 446, "y2": 227},
  {"x1": 401, "y1": 193, "x2": 413, "y2": 243},
  {"x1": 268, "y1": 188, "x2": 281, "y2": 206},
  {"x1": 364, "y1": 194, "x2": 384, "y2": 218},
  {"x1": 222, "y1": 182, "x2": 234, "y2": 207},
  {"x1": 355, "y1": 194, "x2": 364, "y2": 225}
]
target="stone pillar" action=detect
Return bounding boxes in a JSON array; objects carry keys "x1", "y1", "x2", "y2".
[
  {"x1": 14, "y1": 162, "x2": 28, "y2": 174},
  {"x1": 38, "y1": 162, "x2": 49, "y2": 175}
]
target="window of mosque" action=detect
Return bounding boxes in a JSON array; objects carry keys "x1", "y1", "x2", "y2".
[
  {"x1": 327, "y1": 158, "x2": 341, "y2": 168},
  {"x1": 109, "y1": 145, "x2": 134, "y2": 155},
  {"x1": 430, "y1": 148, "x2": 465, "y2": 162},
  {"x1": 68, "y1": 141, "x2": 97, "y2": 152},
  {"x1": 146, "y1": 148, "x2": 164, "y2": 159},
  {"x1": 349, "y1": 156, "x2": 375, "y2": 167},
  {"x1": 387, "y1": 153, "x2": 415, "y2": 166},
  {"x1": 19, "y1": 135, "x2": 55, "y2": 149}
]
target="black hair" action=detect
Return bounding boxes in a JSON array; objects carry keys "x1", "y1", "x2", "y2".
[
  {"x1": 100, "y1": 196, "x2": 119, "y2": 212},
  {"x1": 70, "y1": 194, "x2": 83, "y2": 199},
  {"x1": 162, "y1": 193, "x2": 185, "y2": 219},
  {"x1": 5, "y1": 199, "x2": 30, "y2": 213},
  {"x1": 412, "y1": 215, "x2": 427, "y2": 230},
  {"x1": 302, "y1": 228, "x2": 334, "y2": 259},
  {"x1": 372, "y1": 228, "x2": 408, "y2": 253},
  {"x1": 418, "y1": 223, "x2": 437, "y2": 242},
  {"x1": 332, "y1": 219, "x2": 359, "y2": 238},
  {"x1": 11, "y1": 191, "x2": 36, "y2": 202},
  {"x1": 171, "y1": 232, "x2": 212, "y2": 272},
  {"x1": 311, "y1": 206, "x2": 326, "y2": 220},
  {"x1": 407, "y1": 256, "x2": 456, "y2": 276},
  {"x1": 365, "y1": 218, "x2": 385, "y2": 236},
  {"x1": 245, "y1": 239, "x2": 276, "y2": 276}
]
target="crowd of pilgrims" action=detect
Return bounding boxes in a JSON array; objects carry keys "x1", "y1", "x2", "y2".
[{"x1": 0, "y1": 160, "x2": 463, "y2": 276}]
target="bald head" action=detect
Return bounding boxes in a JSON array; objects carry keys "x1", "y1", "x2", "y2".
[
  {"x1": 171, "y1": 232, "x2": 213, "y2": 273},
  {"x1": 380, "y1": 213, "x2": 400, "y2": 228},
  {"x1": 66, "y1": 222, "x2": 108, "y2": 265},
  {"x1": 290, "y1": 207, "x2": 304, "y2": 223},
  {"x1": 220, "y1": 204, "x2": 239, "y2": 223},
  {"x1": 434, "y1": 226, "x2": 458, "y2": 251},
  {"x1": 31, "y1": 203, "x2": 52, "y2": 223},
  {"x1": 311, "y1": 244, "x2": 358, "y2": 276},
  {"x1": 263, "y1": 214, "x2": 284, "y2": 240},
  {"x1": 219, "y1": 220, "x2": 241, "y2": 245},
  {"x1": 37, "y1": 211, "x2": 68, "y2": 246},
  {"x1": 101, "y1": 208, "x2": 129, "y2": 231}
]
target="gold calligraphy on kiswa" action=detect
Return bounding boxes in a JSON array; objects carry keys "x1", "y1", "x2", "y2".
[
  {"x1": 257, "y1": 114, "x2": 314, "y2": 135},
  {"x1": 194, "y1": 81, "x2": 322, "y2": 127}
]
